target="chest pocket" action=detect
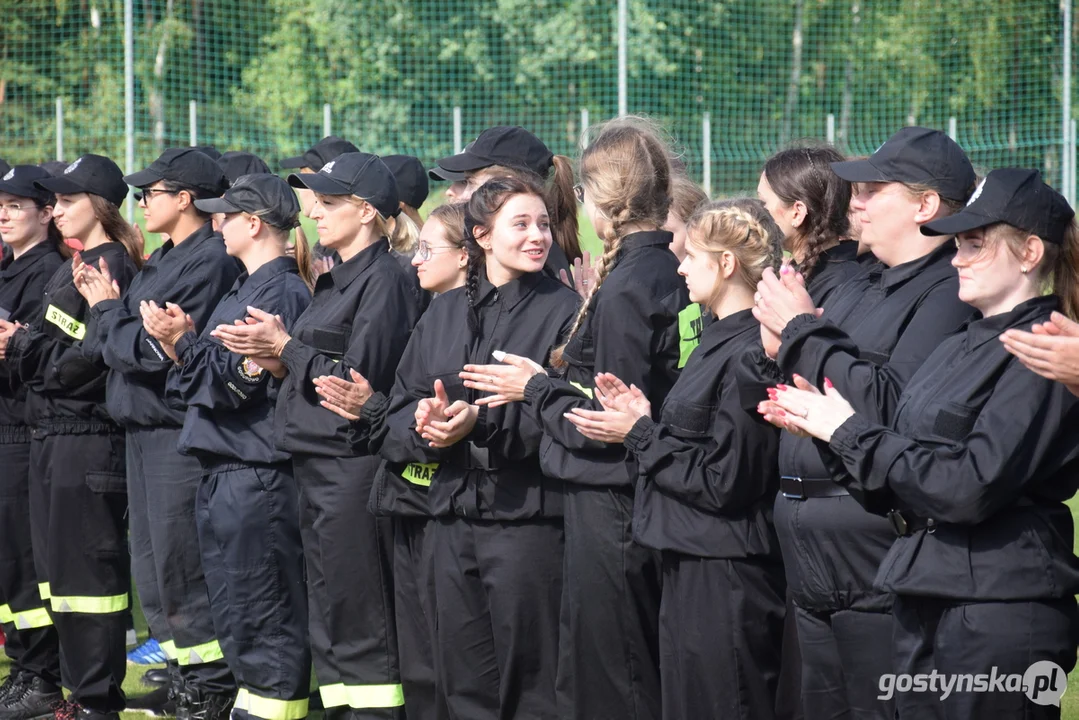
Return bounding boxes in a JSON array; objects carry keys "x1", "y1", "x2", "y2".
[
  {"x1": 661, "y1": 398, "x2": 715, "y2": 438},
  {"x1": 930, "y1": 402, "x2": 980, "y2": 443},
  {"x1": 305, "y1": 323, "x2": 351, "y2": 357}
]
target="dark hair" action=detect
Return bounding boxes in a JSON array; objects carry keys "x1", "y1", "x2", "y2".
[
  {"x1": 161, "y1": 180, "x2": 220, "y2": 220},
  {"x1": 28, "y1": 195, "x2": 71, "y2": 259},
  {"x1": 763, "y1": 145, "x2": 851, "y2": 278},
  {"x1": 463, "y1": 176, "x2": 547, "y2": 333}
]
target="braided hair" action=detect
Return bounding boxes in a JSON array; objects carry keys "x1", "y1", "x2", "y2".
[
  {"x1": 686, "y1": 200, "x2": 784, "y2": 309},
  {"x1": 462, "y1": 175, "x2": 548, "y2": 333},
  {"x1": 550, "y1": 116, "x2": 674, "y2": 367}
]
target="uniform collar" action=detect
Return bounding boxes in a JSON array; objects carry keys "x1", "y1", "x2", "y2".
[
  {"x1": 0, "y1": 241, "x2": 58, "y2": 280},
  {"x1": 963, "y1": 295, "x2": 1059, "y2": 352},
  {"x1": 233, "y1": 256, "x2": 300, "y2": 303},
  {"x1": 475, "y1": 269, "x2": 543, "y2": 311},
  {"x1": 158, "y1": 221, "x2": 218, "y2": 261},
  {"x1": 328, "y1": 237, "x2": 388, "y2": 291},
  {"x1": 615, "y1": 230, "x2": 674, "y2": 263},
  {"x1": 78, "y1": 240, "x2": 126, "y2": 265},
  {"x1": 875, "y1": 240, "x2": 955, "y2": 290},
  {"x1": 697, "y1": 307, "x2": 757, "y2": 353},
  {"x1": 815, "y1": 240, "x2": 859, "y2": 267}
]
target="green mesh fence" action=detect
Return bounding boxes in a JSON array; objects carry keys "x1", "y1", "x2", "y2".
[{"x1": 1, "y1": 0, "x2": 1075, "y2": 198}]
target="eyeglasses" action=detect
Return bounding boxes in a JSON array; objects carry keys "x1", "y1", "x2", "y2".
[
  {"x1": 573, "y1": 184, "x2": 584, "y2": 203},
  {"x1": 414, "y1": 240, "x2": 460, "y2": 262},
  {"x1": 136, "y1": 188, "x2": 180, "y2": 203},
  {"x1": 0, "y1": 203, "x2": 27, "y2": 219}
]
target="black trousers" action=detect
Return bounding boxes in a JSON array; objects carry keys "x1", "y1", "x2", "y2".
[
  {"x1": 891, "y1": 595, "x2": 1078, "y2": 720},
  {"x1": 392, "y1": 517, "x2": 447, "y2": 720},
  {"x1": 431, "y1": 517, "x2": 562, "y2": 720},
  {"x1": 195, "y1": 462, "x2": 311, "y2": 720},
  {"x1": 775, "y1": 590, "x2": 804, "y2": 720},
  {"x1": 557, "y1": 485, "x2": 662, "y2": 720},
  {"x1": 28, "y1": 429, "x2": 128, "y2": 712},
  {"x1": 126, "y1": 426, "x2": 234, "y2": 695},
  {"x1": 0, "y1": 433, "x2": 60, "y2": 686},
  {"x1": 794, "y1": 606, "x2": 896, "y2": 720},
  {"x1": 294, "y1": 454, "x2": 403, "y2": 720},
  {"x1": 658, "y1": 552, "x2": 786, "y2": 720}
]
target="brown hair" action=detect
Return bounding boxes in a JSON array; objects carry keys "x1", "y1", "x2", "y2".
[
  {"x1": 550, "y1": 116, "x2": 673, "y2": 367},
  {"x1": 984, "y1": 221, "x2": 1079, "y2": 321},
  {"x1": 426, "y1": 202, "x2": 467, "y2": 249},
  {"x1": 463, "y1": 176, "x2": 547, "y2": 333},
  {"x1": 88, "y1": 195, "x2": 144, "y2": 268},
  {"x1": 763, "y1": 145, "x2": 851, "y2": 277},
  {"x1": 669, "y1": 173, "x2": 708, "y2": 224},
  {"x1": 28, "y1": 195, "x2": 71, "y2": 259},
  {"x1": 476, "y1": 160, "x2": 581, "y2": 263},
  {"x1": 344, "y1": 195, "x2": 421, "y2": 255},
  {"x1": 687, "y1": 201, "x2": 783, "y2": 309}
]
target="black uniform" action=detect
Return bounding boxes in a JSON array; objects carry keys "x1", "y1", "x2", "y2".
[
  {"x1": 390, "y1": 249, "x2": 431, "y2": 314},
  {"x1": 775, "y1": 239, "x2": 865, "y2": 720},
  {"x1": 625, "y1": 309, "x2": 786, "y2": 720},
  {"x1": 760, "y1": 241, "x2": 974, "y2": 719},
  {"x1": 274, "y1": 238, "x2": 421, "y2": 720},
  {"x1": 825, "y1": 296, "x2": 1079, "y2": 719},
  {"x1": 0, "y1": 242, "x2": 64, "y2": 691},
  {"x1": 89, "y1": 223, "x2": 241, "y2": 696},
  {"x1": 164, "y1": 257, "x2": 313, "y2": 720},
  {"x1": 378, "y1": 271, "x2": 578, "y2": 720},
  {"x1": 6, "y1": 241, "x2": 139, "y2": 714},
  {"x1": 521, "y1": 230, "x2": 692, "y2": 720}
]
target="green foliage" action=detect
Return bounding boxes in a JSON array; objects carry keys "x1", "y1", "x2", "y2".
[{"x1": 0, "y1": 0, "x2": 1072, "y2": 194}]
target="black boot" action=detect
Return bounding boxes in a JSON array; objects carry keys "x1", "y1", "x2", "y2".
[
  {"x1": 75, "y1": 708, "x2": 120, "y2": 720},
  {"x1": 125, "y1": 686, "x2": 176, "y2": 718},
  {"x1": 141, "y1": 669, "x2": 169, "y2": 688},
  {"x1": 0, "y1": 673, "x2": 24, "y2": 704},
  {"x1": 179, "y1": 687, "x2": 233, "y2": 720},
  {"x1": 0, "y1": 676, "x2": 62, "y2": 720}
]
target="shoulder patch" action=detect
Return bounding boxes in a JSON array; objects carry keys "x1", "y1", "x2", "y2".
[{"x1": 237, "y1": 356, "x2": 265, "y2": 383}]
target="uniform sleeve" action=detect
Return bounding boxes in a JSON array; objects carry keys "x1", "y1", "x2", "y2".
[
  {"x1": 166, "y1": 285, "x2": 310, "y2": 413},
  {"x1": 777, "y1": 280, "x2": 971, "y2": 423},
  {"x1": 279, "y1": 271, "x2": 414, "y2": 394},
  {"x1": 375, "y1": 318, "x2": 444, "y2": 465},
  {"x1": 828, "y1": 361, "x2": 1079, "y2": 525},
  {"x1": 524, "y1": 281, "x2": 675, "y2": 449},
  {"x1": 6, "y1": 328, "x2": 105, "y2": 395},
  {"x1": 90, "y1": 257, "x2": 238, "y2": 378},
  {"x1": 623, "y1": 379, "x2": 779, "y2": 513}
]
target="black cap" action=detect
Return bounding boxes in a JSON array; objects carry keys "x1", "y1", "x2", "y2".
[
  {"x1": 287, "y1": 152, "x2": 399, "y2": 218},
  {"x1": 39, "y1": 160, "x2": 69, "y2": 177},
  {"x1": 192, "y1": 145, "x2": 222, "y2": 161},
  {"x1": 921, "y1": 168, "x2": 1075, "y2": 245},
  {"x1": 194, "y1": 173, "x2": 301, "y2": 231},
  {"x1": 433, "y1": 127, "x2": 554, "y2": 179},
  {"x1": 830, "y1": 126, "x2": 976, "y2": 202},
  {"x1": 428, "y1": 141, "x2": 473, "y2": 182},
  {"x1": 124, "y1": 148, "x2": 228, "y2": 197},
  {"x1": 0, "y1": 158, "x2": 10, "y2": 176},
  {"x1": 280, "y1": 136, "x2": 360, "y2": 171},
  {"x1": 382, "y1": 155, "x2": 429, "y2": 209},
  {"x1": 34, "y1": 154, "x2": 128, "y2": 207},
  {"x1": 217, "y1": 151, "x2": 271, "y2": 185},
  {"x1": 0, "y1": 165, "x2": 55, "y2": 204}
]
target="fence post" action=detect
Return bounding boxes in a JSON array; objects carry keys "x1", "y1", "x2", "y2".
[
  {"x1": 124, "y1": 0, "x2": 135, "y2": 222},
  {"x1": 948, "y1": 116, "x2": 957, "y2": 141},
  {"x1": 189, "y1": 100, "x2": 198, "y2": 147},
  {"x1": 826, "y1": 113, "x2": 835, "y2": 145},
  {"x1": 55, "y1": 98, "x2": 64, "y2": 162},
  {"x1": 323, "y1": 104, "x2": 332, "y2": 137},
  {"x1": 1064, "y1": 0, "x2": 1073, "y2": 202},
  {"x1": 617, "y1": 0, "x2": 628, "y2": 117},
  {"x1": 453, "y1": 107, "x2": 463, "y2": 154},
  {"x1": 702, "y1": 112, "x2": 712, "y2": 198},
  {"x1": 580, "y1": 108, "x2": 590, "y2": 150},
  {"x1": 1072, "y1": 118, "x2": 1078, "y2": 205}
]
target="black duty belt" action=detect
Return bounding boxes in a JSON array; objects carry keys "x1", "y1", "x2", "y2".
[{"x1": 780, "y1": 476, "x2": 851, "y2": 500}]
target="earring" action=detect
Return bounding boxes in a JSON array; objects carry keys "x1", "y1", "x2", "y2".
[{"x1": 1021, "y1": 266, "x2": 1029, "y2": 274}]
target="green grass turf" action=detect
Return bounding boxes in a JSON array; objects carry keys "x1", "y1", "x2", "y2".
[{"x1": 4, "y1": 496, "x2": 1078, "y2": 717}]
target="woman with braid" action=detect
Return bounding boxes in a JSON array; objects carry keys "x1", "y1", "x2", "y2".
[
  {"x1": 563, "y1": 201, "x2": 787, "y2": 719},
  {"x1": 461, "y1": 118, "x2": 695, "y2": 720},
  {"x1": 757, "y1": 146, "x2": 863, "y2": 307}
]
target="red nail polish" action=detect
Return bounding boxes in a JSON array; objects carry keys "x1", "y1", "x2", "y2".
[
  {"x1": 824, "y1": 378, "x2": 834, "y2": 389},
  {"x1": 776, "y1": 384, "x2": 788, "y2": 391}
]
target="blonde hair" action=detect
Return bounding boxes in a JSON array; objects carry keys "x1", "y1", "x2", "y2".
[
  {"x1": 550, "y1": 116, "x2": 673, "y2": 367},
  {"x1": 687, "y1": 201, "x2": 783, "y2": 308},
  {"x1": 669, "y1": 173, "x2": 708, "y2": 223},
  {"x1": 984, "y1": 221, "x2": 1079, "y2": 321},
  {"x1": 346, "y1": 194, "x2": 420, "y2": 254}
]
